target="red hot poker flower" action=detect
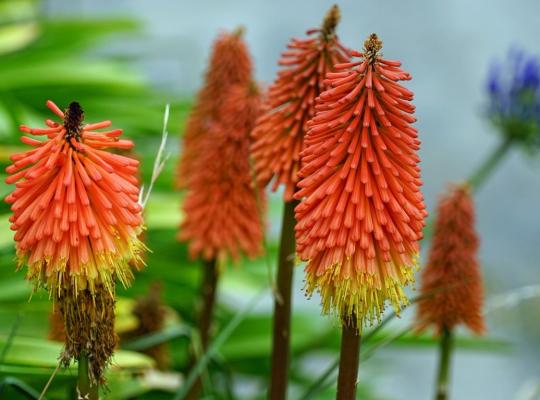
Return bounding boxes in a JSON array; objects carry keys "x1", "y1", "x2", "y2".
[
  {"x1": 295, "y1": 34, "x2": 427, "y2": 328},
  {"x1": 179, "y1": 83, "x2": 265, "y2": 261},
  {"x1": 6, "y1": 100, "x2": 144, "y2": 294},
  {"x1": 5, "y1": 100, "x2": 145, "y2": 381},
  {"x1": 177, "y1": 29, "x2": 253, "y2": 189},
  {"x1": 251, "y1": 5, "x2": 350, "y2": 201},
  {"x1": 417, "y1": 185, "x2": 485, "y2": 335}
]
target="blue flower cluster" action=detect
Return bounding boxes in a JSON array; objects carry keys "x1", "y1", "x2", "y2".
[{"x1": 487, "y1": 47, "x2": 540, "y2": 148}]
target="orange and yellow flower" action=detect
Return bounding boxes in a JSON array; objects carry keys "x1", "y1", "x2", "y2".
[
  {"x1": 177, "y1": 28, "x2": 253, "y2": 189},
  {"x1": 251, "y1": 5, "x2": 350, "y2": 201},
  {"x1": 179, "y1": 81, "x2": 265, "y2": 261},
  {"x1": 417, "y1": 185, "x2": 485, "y2": 335},
  {"x1": 5, "y1": 100, "x2": 145, "y2": 381},
  {"x1": 295, "y1": 34, "x2": 427, "y2": 328},
  {"x1": 5, "y1": 100, "x2": 144, "y2": 296}
]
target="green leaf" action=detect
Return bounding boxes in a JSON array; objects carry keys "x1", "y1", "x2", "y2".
[
  {"x1": 0, "y1": 376, "x2": 41, "y2": 400},
  {"x1": 0, "y1": 335, "x2": 154, "y2": 370},
  {"x1": 173, "y1": 290, "x2": 267, "y2": 400},
  {"x1": 220, "y1": 313, "x2": 331, "y2": 360},
  {"x1": 0, "y1": 22, "x2": 39, "y2": 56},
  {"x1": 122, "y1": 324, "x2": 191, "y2": 352},
  {"x1": 145, "y1": 193, "x2": 182, "y2": 230},
  {"x1": 0, "y1": 214, "x2": 12, "y2": 248}
]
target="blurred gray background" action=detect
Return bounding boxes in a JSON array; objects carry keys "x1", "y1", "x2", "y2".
[{"x1": 43, "y1": 1, "x2": 540, "y2": 399}]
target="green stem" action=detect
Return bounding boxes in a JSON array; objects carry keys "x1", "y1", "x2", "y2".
[
  {"x1": 188, "y1": 257, "x2": 218, "y2": 399},
  {"x1": 423, "y1": 137, "x2": 513, "y2": 238},
  {"x1": 199, "y1": 258, "x2": 219, "y2": 350},
  {"x1": 336, "y1": 317, "x2": 361, "y2": 400},
  {"x1": 174, "y1": 290, "x2": 266, "y2": 400},
  {"x1": 299, "y1": 310, "x2": 391, "y2": 400},
  {"x1": 468, "y1": 137, "x2": 513, "y2": 191},
  {"x1": 435, "y1": 328, "x2": 453, "y2": 400},
  {"x1": 77, "y1": 355, "x2": 98, "y2": 400},
  {"x1": 269, "y1": 200, "x2": 297, "y2": 400},
  {"x1": 299, "y1": 291, "x2": 445, "y2": 400}
]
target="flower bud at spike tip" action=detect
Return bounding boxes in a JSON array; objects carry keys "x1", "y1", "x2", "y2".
[
  {"x1": 321, "y1": 5, "x2": 340, "y2": 39},
  {"x1": 416, "y1": 185, "x2": 485, "y2": 335},
  {"x1": 5, "y1": 100, "x2": 145, "y2": 382},
  {"x1": 294, "y1": 34, "x2": 427, "y2": 330},
  {"x1": 364, "y1": 33, "x2": 383, "y2": 64},
  {"x1": 251, "y1": 4, "x2": 350, "y2": 201}
]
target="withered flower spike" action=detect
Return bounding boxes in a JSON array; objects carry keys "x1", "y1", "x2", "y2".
[
  {"x1": 59, "y1": 284, "x2": 116, "y2": 383},
  {"x1": 48, "y1": 307, "x2": 66, "y2": 342}
]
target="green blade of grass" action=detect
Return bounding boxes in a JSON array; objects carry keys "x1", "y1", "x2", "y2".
[
  {"x1": 173, "y1": 289, "x2": 267, "y2": 400},
  {"x1": 122, "y1": 324, "x2": 191, "y2": 352}
]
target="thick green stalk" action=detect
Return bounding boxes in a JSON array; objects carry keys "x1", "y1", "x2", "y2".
[
  {"x1": 468, "y1": 137, "x2": 513, "y2": 191},
  {"x1": 77, "y1": 355, "x2": 98, "y2": 400},
  {"x1": 336, "y1": 317, "x2": 361, "y2": 400},
  {"x1": 423, "y1": 137, "x2": 513, "y2": 237},
  {"x1": 435, "y1": 328, "x2": 453, "y2": 400},
  {"x1": 269, "y1": 200, "x2": 298, "y2": 400}
]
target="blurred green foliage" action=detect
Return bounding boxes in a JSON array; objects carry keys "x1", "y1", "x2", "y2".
[{"x1": 0, "y1": 0, "x2": 191, "y2": 145}]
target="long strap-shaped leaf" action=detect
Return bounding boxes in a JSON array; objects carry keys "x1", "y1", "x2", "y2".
[
  {"x1": 173, "y1": 289, "x2": 267, "y2": 400},
  {"x1": 0, "y1": 377, "x2": 41, "y2": 400}
]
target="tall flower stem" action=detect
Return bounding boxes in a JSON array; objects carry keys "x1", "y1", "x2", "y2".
[
  {"x1": 189, "y1": 258, "x2": 218, "y2": 399},
  {"x1": 336, "y1": 316, "x2": 361, "y2": 400},
  {"x1": 77, "y1": 355, "x2": 98, "y2": 400},
  {"x1": 199, "y1": 258, "x2": 219, "y2": 349},
  {"x1": 435, "y1": 328, "x2": 453, "y2": 400},
  {"x1": 468, "y1": 137, "x2": 513, "y2": 191},
  {"x1": 269, "y1": 200, "x2": 297, "y2": 400}
]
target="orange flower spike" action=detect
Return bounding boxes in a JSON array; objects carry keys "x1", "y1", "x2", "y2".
[
  {"x1": 179, "y1": 82, "x2": 265, "y2": 261},
  {"x1": 294, "y1": 34, "x2": 427, "y2": 329},
  {"x1": 201, "y1": 27, "x2": 252, "y2": 115},
  {"x1": 177, "y1": 28, "x2": 252, "y2": 188},
  {"x1": 5, "y1": 100, "x2": 145, "y2": 381},
  {"x1": 251, "y1": 5, "x2": 350, "y2": 201},
  {"x1": 6, "y1": 100, "x2": 144, "y2": 294},
  {"x1": 417, "y1": 185, "x2": 485, "y2": 335}
]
